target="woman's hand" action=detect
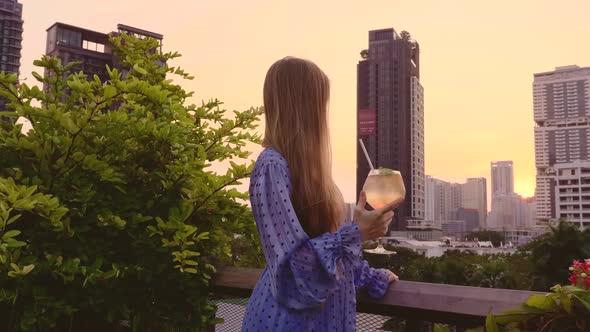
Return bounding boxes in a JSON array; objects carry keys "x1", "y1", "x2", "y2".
[
  {"x1": 354, "y1": 191, "x2": 402, "y2": 241},
  {"x1": 385, "y1": 270, "x2": 399, "y2": 283}
]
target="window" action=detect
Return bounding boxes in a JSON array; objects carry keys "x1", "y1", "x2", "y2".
[{"x1": 57, "y1": 27, "x2": 82, "y2": 48}]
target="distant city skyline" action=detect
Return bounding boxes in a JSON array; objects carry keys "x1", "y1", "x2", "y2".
[
  {"x1": 16, "y1": 0, "x2": 590, "y2": 204},
  {"x1": 425, "y1": 176, "x2": 487, "y2": 229},
  {"x1": 488, "y1": 160, "x2": 536, "y2": 229}
]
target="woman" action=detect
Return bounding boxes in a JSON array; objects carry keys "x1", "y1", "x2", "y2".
[{"x1": 242, "y1": 57, "x2": 400, "y2": 332}]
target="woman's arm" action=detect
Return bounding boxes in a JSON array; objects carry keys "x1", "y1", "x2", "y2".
[
  {"x1": 354, "y1": 260, "x2": 390, "y2": 298},
  {"x1": 250, "y1": 159, "x2": 363, "y2": 310}
]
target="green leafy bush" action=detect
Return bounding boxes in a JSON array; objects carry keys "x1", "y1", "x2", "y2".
[
  {"x1": 478, "y1": 284, "x2": 590, "y2": 332},
  {"x1": 525, "y1": 221, "x2": 590, "y2": 291},
  {"x1": 0, "y1": 34, "x2": 261, "y2": 331}
]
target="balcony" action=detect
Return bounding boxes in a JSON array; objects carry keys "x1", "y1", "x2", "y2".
[{"x1": 209, "y1": 267, "x2": 541, "y2": 331}]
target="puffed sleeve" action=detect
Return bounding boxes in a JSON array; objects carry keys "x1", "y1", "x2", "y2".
[
  {"x1": 354, "y1": 260, "x2": 390, "y2": 298},
  {"x1": 250, "y1": 160, "x2": 363, "y2": 310}
]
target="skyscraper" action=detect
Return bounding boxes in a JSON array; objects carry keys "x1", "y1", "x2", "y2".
[
  {"x1": 491, "y1": 161, "x2": 514, "y2": 195},
  {"x1": 0, "y1": 0, "x2": 23, "y2": 115},
  {"x1": 461, "y1": 177, "x2": 487, "y2": 228},
  {"x1": 0, "y1": 0, "x2": 22, "y2": 76},
  {"x1": 534, "y1": 65, "x2": 590, "y2": 227},
  {"x1": 357, "y1": 28, "x2": 423, "y2": 230},
  {"x1": 44, "y1": 23, "x2": 163, "y2": 90}
]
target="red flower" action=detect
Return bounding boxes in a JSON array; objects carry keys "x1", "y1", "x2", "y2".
[
  {"x1": 569, "y1": 259, "x2": 590, "y2": 289},
  {"x1": 569, "y1": 274, "x2": 578, "y2": 285},
  {"x1": 98, "y1": 275, "x2": 105, "y2": 283}
]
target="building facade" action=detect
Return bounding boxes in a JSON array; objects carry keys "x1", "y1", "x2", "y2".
[
  {"x1": 45, "y1": 23, "x2": 163, "y2": 90},
  {"x1": 503, "y1": 226, "x2": 549, "y2": 247},
  {"x1": 425, "y1": 177, "x2": 462, "y2": 224},
  {"x1": 491, "y1": 161, "x2": 514, "y2": 195},
  {"x1": 456, "y1": 207, "x2": 479, "y2": 232},
  {"x1": 357, "y1": 28, "x2": 423, "y2": 230},
  {"x1": 553, "y1": 161, "x2": 590, "y2": 229},
  {"x1": 425, "y1": 176, "x2": 487, "y2": 231},
  {"x1": 441, "y1": 220, "x2": 466, "y2": 239},
  {"x1": 487, "y1": 193, "x2": 535, "y2": 229},
  {"x1": 0, "y1": 0, "x2": 22, "y2": 115},
  {"x1": 0, "y1": 0, "x2": 21, "y2": 75},
  {"x1": 534, "y1": 65, "x2": 590, "y2": 227},
  {"x1": 425, "y1": 176, "x2": 435, "y2": 222},
  {"x1": 461, "y1": 177, "x2": 487, "y2": 228}
]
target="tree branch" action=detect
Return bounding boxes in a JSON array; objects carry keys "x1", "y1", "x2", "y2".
[
  {"x1": 204, "y1": 118, "x2": 247, "y2": 154},
  {"x1": 188, "y1": 172, "x2": 251, "y2": 220}
]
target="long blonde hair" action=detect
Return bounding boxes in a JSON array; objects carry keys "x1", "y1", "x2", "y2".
[{"x1": 263, "y1": 57, "x2": 345, "y2": 238}]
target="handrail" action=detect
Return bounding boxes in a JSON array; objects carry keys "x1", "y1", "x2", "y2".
[{"x1": 212, "y1": 267, "x2": 544, "y2": 327}]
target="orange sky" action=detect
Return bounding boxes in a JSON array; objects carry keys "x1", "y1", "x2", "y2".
[{"x1": 19, "y1": 0, "x2": 590, "y2": 204}]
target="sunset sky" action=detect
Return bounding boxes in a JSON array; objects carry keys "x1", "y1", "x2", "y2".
[{"x1": 19, "y1": 0, "x2": 590, "y2": 205}]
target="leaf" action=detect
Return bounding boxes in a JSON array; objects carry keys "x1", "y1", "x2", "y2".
[
  {"x1": 486, "y1": 313, "x2": 500, "y2": 332},
  {"x1": 133, "y1": 64, "x2": 147, "y2": 75},
  {"x1": 196, "y1": 232, "x2": 209, "y2": 240},
  {"x1": 6, "y1": 239, "x2": 26, "y2": 248},
  {"x1": 183, "y1": 260, "x2": 198, "y2": 266},
  {"x1": 494, "y1": 309, "x2": 537, "y2": 325},
  {"x1": 560, "y1": 292, "x2": 573, "y2": 313},
  {"x1": 104, "y1": 85, "x2": 117, "y2": 100},
  {"x1": 570, "y1": 293, "x2": 590, "y2": 312},
  {"x1": 525, "y1": 294, "x2": 558, "y2": 311},
  {"x1": 21, "y1": 264, "x2": 34, "y2": 274},
  {"x1": 434, "y1": 324, "x2": 452, "y2": 332},
  {"x1": 5, "y1": 214, "x2": 21, "y2": 225},
  {"x1": 2, "y1": 230, "x2": 21, "y2": 240},
  {"x1": 183, "y1": 268, "x2": 198, "y2": 274}
]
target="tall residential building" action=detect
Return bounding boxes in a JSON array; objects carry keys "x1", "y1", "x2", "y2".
[
  {"x1": 44, "y1": 23, "x2": 163, "y2": 89},
  {"x1": 425, "y1": 177, "x2": 462, "y2": 223},
  {"x1": 491, "y1": 161, "x2": 514, "y2": 195},
  {"x1": 490, "y1": 161, "x2": 515, "y2": 228},
  {"x1": 357, "y1": 28, "x2": 423, "y2": 230},
  {"x1": 534, "y1": 65, "x2": 590, "y2": 227},
  {"x1": 425, "y1": 176, "x2": 435, "y2": 222},
  {"x1": 553, "y1": 162, "x2": 590, "y2": 229},
  {"x1": 461, "y1": 177, "x2": 487, "y2": 228},
  {"x1": 0, "y1": 0, "x2": 23, "y2": 114}
]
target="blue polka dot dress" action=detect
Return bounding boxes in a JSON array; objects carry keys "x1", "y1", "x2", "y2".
[{"x1": 241, "y1": 148, "x2": 390, "y2": 332}]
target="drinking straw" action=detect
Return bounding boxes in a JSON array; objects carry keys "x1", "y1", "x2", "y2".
[{"x1": 358, "y1": 139, "x2": 374, "y2": 170}]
